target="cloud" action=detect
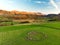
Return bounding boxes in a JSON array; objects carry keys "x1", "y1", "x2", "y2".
[
  {"x1": 50, "y1": 0, "x2": 59, "y2": 10},
  {"x1": 34, "y1": 1, "x2": 45, "y2": 4}
]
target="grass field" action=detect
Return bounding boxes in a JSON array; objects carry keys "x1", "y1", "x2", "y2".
[{"x1": 0, "y1": 22, "x2": 60, "y2": 45}]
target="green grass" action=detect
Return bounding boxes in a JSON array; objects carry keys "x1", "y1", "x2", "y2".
[{"x1": 0, "y1": 22, "x2": 60, "y2": 45}]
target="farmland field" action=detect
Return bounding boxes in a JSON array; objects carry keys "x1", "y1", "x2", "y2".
[{"x1": 0, "y1": 22, "x2": 60, "y2": 45}]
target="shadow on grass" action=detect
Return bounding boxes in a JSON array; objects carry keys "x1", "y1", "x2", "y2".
[{"x1": 39, "y1": 25, "x2": 60, "y2": 30}]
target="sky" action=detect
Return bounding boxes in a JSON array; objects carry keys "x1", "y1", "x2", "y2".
[{"x1": 0, "y1": 0, "x2": 60, "y2": 14}]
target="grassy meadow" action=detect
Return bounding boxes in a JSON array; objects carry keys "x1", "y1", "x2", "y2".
[{"x1": 0, "y1": 22, "x2": 60, "y2": 45}]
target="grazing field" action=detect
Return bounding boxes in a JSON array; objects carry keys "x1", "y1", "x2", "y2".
[{"x1": 0, "y1": 22, "x2": 60, "y2": 45}]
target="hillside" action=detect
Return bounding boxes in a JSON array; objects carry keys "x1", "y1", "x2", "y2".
[
  {"x1": 0, "y1": 10, "x2": 44, "y2": 15},
  {"x1": 0, "y1": 10, "x2": 46, "y2": 23}
]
